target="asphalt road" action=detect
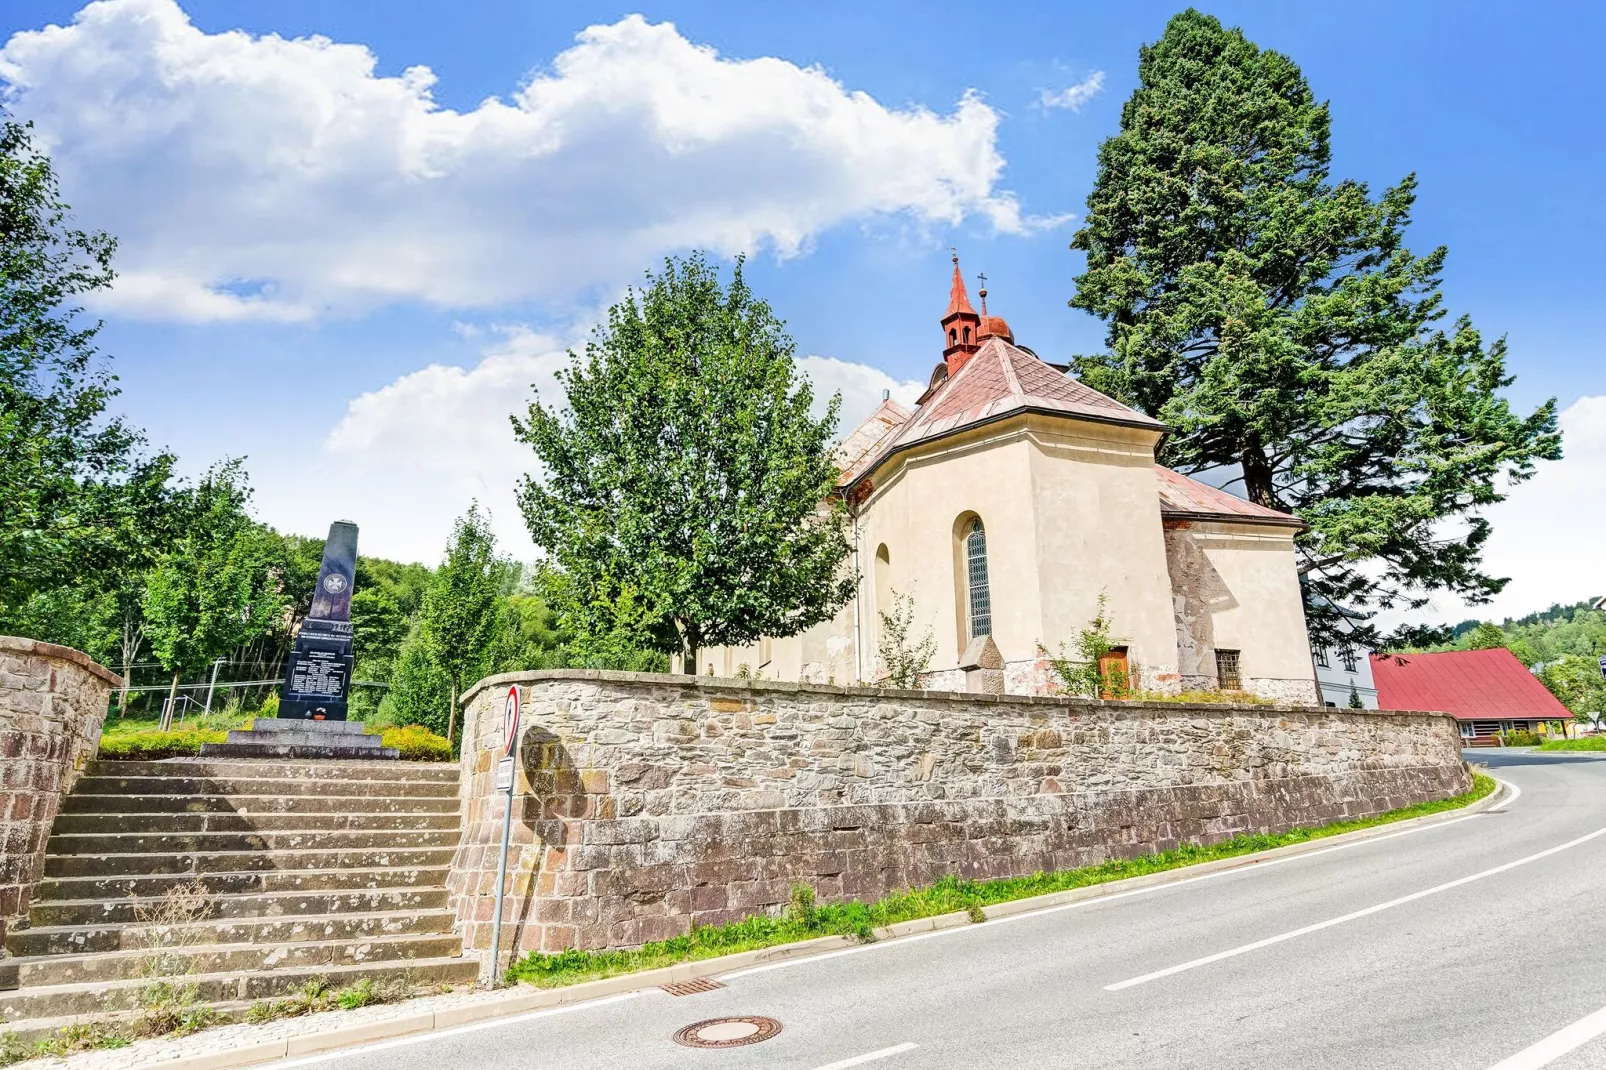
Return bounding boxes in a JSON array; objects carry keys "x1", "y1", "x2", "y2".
[{"x1": 268, "y1": 751, "x2": 1606, "y2": 1070}]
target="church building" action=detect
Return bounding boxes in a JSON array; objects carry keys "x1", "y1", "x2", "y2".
[{"x1": 701, "y1": 259, "x2": 1320, "y2": 704}]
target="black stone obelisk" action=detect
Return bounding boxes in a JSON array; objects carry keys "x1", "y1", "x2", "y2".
[{"x1": 279, "y1": 520, "x2": 358, "y2": 721}]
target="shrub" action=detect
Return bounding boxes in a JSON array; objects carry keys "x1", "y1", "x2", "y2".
[
  {"x1": 1041, "y1": 591, "x2": 1128, "y2": 698},
  {"x1": 877, "y1": 590, "x2": 935, "y2": 689},
  {"x1": 98, "y1": 729, "x2": 226, "y2": 760},
  {"x1": 257, "y1": 693, "x2": 279, "y2": 718},
  {"x1": 1502, "y1": 729, "x2": 1543, "y2": 747},
  {"x1": 380, "y1": 725, "x2": 453, "y2": 762}
]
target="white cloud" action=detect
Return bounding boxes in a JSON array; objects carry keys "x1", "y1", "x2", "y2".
[
  {"x1": 0, "y1": 0, "x2": 1037, "y2": 322},
  {"x1": 797, "y1": 355, "x2": 923, "y2": 432},
  {"x1": 1410, "y1": 394, "x2": 1606, "y2": 624},
  {"x1": 251, "y1": 332, "x2": 925, "y2": 564},
  {"x1": 1039, "y1": 70, "x2": 1105, "y2": 112}
]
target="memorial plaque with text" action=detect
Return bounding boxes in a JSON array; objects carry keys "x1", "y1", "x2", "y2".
[{"x1": 279, "y1": 521, "x2": 358, "y2": 720}]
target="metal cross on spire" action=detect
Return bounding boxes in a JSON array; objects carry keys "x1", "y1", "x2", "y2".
[{"x1": 976, "y1": 271, "x2": 989, "y2": 314}]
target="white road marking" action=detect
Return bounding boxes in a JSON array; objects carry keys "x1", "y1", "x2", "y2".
[
  {"x1": 1106, "y1": 820, "x2": 1605, "y2": 991},
  {"x1": 256, "y1": 993, "x2": 641, "y2": 1069},
  {"x1": 1486, "y1": 1002, "x2": 1606, "y2": 1069},
  {"x1": 726, "y1": 779, "x2": 1509, "y2": 981},
  {"x1": 814, "y1": 1042, "x2": 920, "y2": 1068}
]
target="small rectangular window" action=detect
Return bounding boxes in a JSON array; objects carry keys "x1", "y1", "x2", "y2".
[
  {"x1": 1215, "y1": 649, "x2": 1242, "y2": 691},
  {"x1": 1315, "y1": 647, "x2": 1330, "y2": 668}
]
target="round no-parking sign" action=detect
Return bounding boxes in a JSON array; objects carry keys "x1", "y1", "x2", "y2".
[{"x1": 502, "y1": 685, "x2": 520, "y2": 757}]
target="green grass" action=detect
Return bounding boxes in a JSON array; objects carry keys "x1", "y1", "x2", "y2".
[
  {"x1": 506, "y1": 772, "x2": 1497, "y2": 988},
  {"x1": 1537, "y1": 736, "x2": 1606, "y2": 751}
]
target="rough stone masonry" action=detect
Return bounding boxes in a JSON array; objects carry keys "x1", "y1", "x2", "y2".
[
  {"x1": 0, "y1": 637, "x2": 117, "y2": 950},
  {"x1": 447, "y1": 670, "x2": 1469, "y2": 968}
]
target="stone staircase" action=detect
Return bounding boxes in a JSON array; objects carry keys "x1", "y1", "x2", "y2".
[{"x1": 0, "y1": 759, "x2": 478, "y2": 1037}]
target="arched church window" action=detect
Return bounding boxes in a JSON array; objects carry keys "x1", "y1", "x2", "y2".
[
  {"x1": 962, "y1": 326, "x2": 971, "y2": 343},
  {"x1": 965, "y1": 518, "x2": 991, "y2": 638},
  {"x1": 949, "y1": 328, "x2": 957, "y2": 345}
]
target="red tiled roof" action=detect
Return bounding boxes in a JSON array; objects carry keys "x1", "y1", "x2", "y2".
[
  {"x1": 1370, "y1": 647, "x2": 1572, "y2": 721},
  {"x1": 836, "y1": 398, "x2": 912, "y2": 485},
  {"x1": 839, "y1": 337, "x2": 1161, "y2": 489},
  {"x1": 1155, "y1": 466, "x2": 1302, "y2": 527}
]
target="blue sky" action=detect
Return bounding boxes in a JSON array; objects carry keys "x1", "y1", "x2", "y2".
[{"x1": 3, "y1": 0, "x2": 1601, "y2": 622}]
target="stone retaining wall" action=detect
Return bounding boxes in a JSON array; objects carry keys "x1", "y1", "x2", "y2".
[
  {"x1": 447, "y1": 670, "x2": 1468, "y2": 969},
  {"x1": 0, "y1": 637, "x2": 118, "y2": 949}
]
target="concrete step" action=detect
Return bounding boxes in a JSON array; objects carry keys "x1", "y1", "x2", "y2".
[
  {"x1": 49, "y1": 810, "x2": 460, "y2": 835},
  {"x1": 26, "y1": 886, "x2": 452, "y2": 930},
  {"x1": 61, "y1": 792, "x2": 458, "y2": 815},
  {"x1": 200, "y1": 743, "x2": 402, "y2": 759},
  {"x1": 2, "y1": 930, "x2": 463, "y2": 987},
  {"x1": 45, "y1": 845, "x2": 456, "y2": 878},
  {"x1": 87, "y1": 760, "x2": 456, "y2": 782},
  {"x1": 34, "y1": 865, "x2": 452, "y2": 902},
  {"x1": 12, "y1": 907, "x2": 455, "y2": 957},
  {"x1": 46, "y1": 828, "x2": 460, "y2": 855},
  {"x1": 70, "y1": 776, "x2": 456, "y2": 799},
  {"x1": 0, "y1": 955, "x2": 479, "y2": 1022}
]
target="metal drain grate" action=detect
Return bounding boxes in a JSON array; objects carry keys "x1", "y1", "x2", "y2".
[
  {"x1": 673, "y1": 1016, "x2": 782, "y2": 1048},
  {"x1": 661, "y1": 977, "x2": 727, "y2": 997}
]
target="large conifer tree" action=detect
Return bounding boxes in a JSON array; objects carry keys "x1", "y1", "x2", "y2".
[{"x1": 1070, "y1": 10, "x2": 1561, "y2": 640}]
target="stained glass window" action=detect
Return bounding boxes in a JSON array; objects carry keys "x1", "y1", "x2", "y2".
[{"x1": 965, "y1": 518, "x2": 991, "y2": 639}]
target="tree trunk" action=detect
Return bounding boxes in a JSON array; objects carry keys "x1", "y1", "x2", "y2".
[
  {"x1": 161, "y1": 670, "x2": 181, "y2": 731},
  {"x1": 677, "y1": 618, "x2": 699, "y2": 675},
  {"x1": 446, "y1": 681, "x2": 458, "y2": 746},
  {"x1": 1241, "y1": 443, "x2": 1277, "y2": 508}
]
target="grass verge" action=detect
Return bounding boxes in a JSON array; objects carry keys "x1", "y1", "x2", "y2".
[
  {"x1": 1536, "y1": 736, "x2": 1606, "y2": 752},
  {"x1": 0, "y1": 978, "x2": 425, "y2": 1068},
  {"x1": 506, "y1": 772, "x2": 1497, "y2": 988}
]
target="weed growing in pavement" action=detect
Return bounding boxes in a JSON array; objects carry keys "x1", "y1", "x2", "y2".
[
  {"x1": 244, "y1": 976, "x2": 413, "y2": 1023},
  {"x1": 504, "y1": 773, "x2": 1497, "y2": 988},
  {"x1": 0, "y1": 1032, "x2": 28, "y2": 1067},
  {"x1": 2, "y1": 1023, "x2": 133, "y2": 1064}
]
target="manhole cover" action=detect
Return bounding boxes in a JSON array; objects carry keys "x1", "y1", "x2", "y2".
[
  {"x1": 662, "y1": 977, "x2": 726, "y2": 996},
  {"x1": 673, "y1": 1016, "x2": 783, "y2": 1049}
]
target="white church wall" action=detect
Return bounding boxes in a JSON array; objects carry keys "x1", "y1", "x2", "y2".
[
  {"x1": 1163, "y1": 520, "x2": 1318, "y2": 704},
  {"x1": 1025, "y1": 418, "x2": 1182, "y2": 693}
]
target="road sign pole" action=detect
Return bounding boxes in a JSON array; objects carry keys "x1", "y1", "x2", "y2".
[
  {"x1": 489, "y1": 768, "x2": 515, "y2": 986},
  {"x1": 488, "y1": 685, "x2": 521, "y2": 987}
]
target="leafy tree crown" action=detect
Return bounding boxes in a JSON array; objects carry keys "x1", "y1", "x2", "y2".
[{"x1": 514, "y1": 253, "x2": 854, "y2": 667}]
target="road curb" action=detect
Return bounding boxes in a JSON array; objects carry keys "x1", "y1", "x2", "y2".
[{"x1": 132, "y1": 776, "x2": 1509, "y2": 1070}]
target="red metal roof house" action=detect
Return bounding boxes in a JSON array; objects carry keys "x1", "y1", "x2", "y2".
[{"x1": 1370, "y1": 647, "x2": 1572, "y2": 739}]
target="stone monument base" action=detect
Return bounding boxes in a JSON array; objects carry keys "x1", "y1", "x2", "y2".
[{"x1": 199, "y1": 719, "x2": 399, "y2": 760}]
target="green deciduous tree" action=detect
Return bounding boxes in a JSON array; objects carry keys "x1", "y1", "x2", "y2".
[
  {"x1": 514, "y1": 253, "x2": 853, "y2": 672},
  {"x1": 417, "y1": 505, "x2": 506, "y2": 744},
  {"x1": 1068, "y1": 11, "x2": 1561, "y2": 643},
  {"x1": 0, "y1": 116, "x2": 180, "y2": 624},
  {"x1": 1537, "y1": 655, "x2": 1606, "y2": 719},
  {"x1": 1464, "y1": 622, "x2": 1508, "y2": 651},
  {"x1": 142, "y1": 463, "x2": 286, "y2": 728}
]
